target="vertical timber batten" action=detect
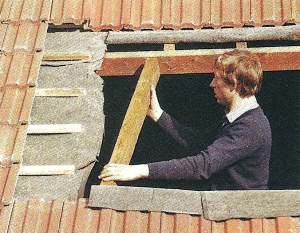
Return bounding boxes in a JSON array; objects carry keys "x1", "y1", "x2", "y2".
[{"x1": 101, "y1": 58, "x2": 160, "y2": 186}]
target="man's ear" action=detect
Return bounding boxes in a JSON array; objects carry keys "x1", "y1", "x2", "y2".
[{"x1": 229, "y1": 75, "x2": 237, "y2": 92}]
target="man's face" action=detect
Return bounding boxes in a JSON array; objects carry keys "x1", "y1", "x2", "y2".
[{"x1": 210, "y1": 70, "x2": 233, "y2": 107}]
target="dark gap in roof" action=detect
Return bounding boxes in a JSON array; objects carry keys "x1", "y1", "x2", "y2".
[
  {"x1": 176, "y1": 42, "x2": 236, "y2": 50},
  {"x1": 106, "y1": 43, "x2": 164, "y2": 52},
  {"x1": 47, "y1": 26, "x2": 86, "y2": 33},
  {"x1": 248, "y1": 40, "x2": 300, "y2": 48},
  {"x1": 85, "y1": 71, "x2": 300, "y2": 196}
]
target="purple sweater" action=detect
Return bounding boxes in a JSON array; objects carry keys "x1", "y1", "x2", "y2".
[{"x1": 148, "y1": 107, "x2": 272, "y2": 190}]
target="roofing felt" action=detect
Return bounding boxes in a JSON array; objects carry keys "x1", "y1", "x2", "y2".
[{"x1": 0, "y1": 198, "x2": 299, "y2": 233}]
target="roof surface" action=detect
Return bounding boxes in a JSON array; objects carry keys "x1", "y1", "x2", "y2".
[
  {"x1": 0, "y1": 0, "x2": 300, "y2": 231},
  {"x1": 0, "y1": 198, "x2": 299, "y2": 233}
]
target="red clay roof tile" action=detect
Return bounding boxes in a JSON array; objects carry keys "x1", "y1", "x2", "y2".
[
  {"x1": 62, "y1": 0, "x2": 84, "y2": 25},
  {"x1": 27, "y1": 52, "x2": 43, "y2": 86},
  {"x1": 0, "y1": 87, "x2": 26, "y2": 124},
  {"x1": 19, "y1": 87, "x2": 35, "y2": 124},
  {"x1": 0, "y1": 125, "x2": 18, "y2": 164},
  {"x1": 0, "y1": 53, "x2": 12, "y2": 87},
  {"x1": 11, "y1": 125, "x2": 27, "y2": 163},
  {"x1": 49, "y1": 0, "x2": 64, "y2": 25},
  {"x1": 6, "y1": 52, "x2": 33, "y2": 86},
  {"x1": 1, "y1": 164, "x2": 20, "y2": 205},
  {"x1": 140, "y1": 0, "x2": 162, "y2": 30},
  {"x1": 47, "y1": 199, "x2": 64, "y2": 232},
  {"x1": 0, "y1": 199, "x2": 299, "y2": 232}
]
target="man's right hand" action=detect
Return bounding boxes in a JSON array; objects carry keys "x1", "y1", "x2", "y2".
[{"x1": 147, "y1": 85, "x2": 163, "y2": 122}]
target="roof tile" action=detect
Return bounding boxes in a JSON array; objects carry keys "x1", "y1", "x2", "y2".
[
  {"x1": 6, "y1": 52, "x2": 33, "y2": 86},
  {"x1": 40, "y1": 0, "x2": 52, "y2": 22},
  {"x1": 27, "y1": 52, "x2": 43, "y2": 86},
  {"x1": 141, "y1": 0, "x2": 162, "y2": 30},
  {"x1": 174, "y1": 213, "x2": 192, "y2": 233},
  {"x1": 62, "y1": 0, "x2": 84, "y2": 25},
  {"x1": 0, "y1": 87, "x2": 26, "y2": 124},
  {"x1": 181, "y1": 0, "x2": 201, "y2": 29},
  {"x1": 7, "y1": 0, "x2": 24, "y2": 24},
  {"x1": 262, "y1": 218, "x2": 277, "y2": 232},
  {"x1": 0, "y1": 202, "x2": 13, "y2": 232},
  {"x1": 19, "y1": 87, "x2": 35, "y2": 124},
  {"x1": 120, "y1": 0, "x2": 132, "y2": 27},
  {"x1": 8, "y1": 200, "x2": 28, "y2": 232},
  {"x1": 101, "y1": 0, "x2": 123, "y2": 30},
  {"x1": 20, "y1": 0, "x2": 43, "y2": 23},
  {"x1": 249, "y1": 218, "x2": 263, "y2": 233},
  {"x1": 49, "y1": 0, "x2": 64, "y2": 25},
  {"x1": 0, "y1": 0, "x2": 14, "y2": 23},
  {"x1": 1, "y1": 24, "x2": 18, "y2": 53},
  {"x1": 148, "y1": 211, "x2": 162, "y2": 233},
  {"x1": 0, "y1": 125, "x2": 18, "y2": 164},
  {"x1": 23, "y1": 199, "x2": 43, "y2": 232},
  {"x1": 110, "y1": 210, "x2": 125, "y2": 232},
  {"x1": 59, "y1": 200, "x2": 78, "y2": 232},
  {"x1": 129, "y1": 0, "x2": 143, "y2": 30},
  {"x1": 1, "y1": 164, "x2": 19, "y2": 205},
  {"x1": 11, "y1": 125, "x2": 28, "y2": 163},
  {"x1": 82, "y1": 0, "x2": 93, "y2": 21},
  {"x1": 0, "y1": 53, "x2": 12, "y2": 87},
  {"x1": 14, "y1": 23, "x2": 40, "y2": 52},
  {"x1": 98, "y1": 208, "x2": 113, "y2": 232},
  {"x1": 168, "y1": 0, "x2": 182, "y2": 30},
  {"x1": 222, "y1": 0, "x2": 243, "y2": 28},
  {"x1": 161, "y1": 212, "x2": 175, "y2": 232},
  {"x1": 0, "y1": 24, "x2": 8, "y2": 47},
  {"x1": 210, "y1": 0, "x2": 222, "y2": 28},
  {"x1": 292, "y1": 0, "x2": 300, "y2": 23},
  {"x1": 47, "y1": 200, "x2": 64, "y2": 232},
  {"x1": 32, "y1": 200, "x2": 52, "y2": 233}
]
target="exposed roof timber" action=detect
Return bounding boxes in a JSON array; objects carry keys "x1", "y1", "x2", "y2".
[
  {"x1": 105, "y1": 25, "x2": 300, "y2": 44},
  {"x1": 98, "y1": 47, "x2": 300, "y2": 76}
]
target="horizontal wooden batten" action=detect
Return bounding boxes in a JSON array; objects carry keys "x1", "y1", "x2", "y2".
[
  {"x1": 42, "y1": 52, "x2": 90, "y2": 61},
  {"x1": 19, "y1": 165, "x2": 75, "y2": 175},
  {"x1": 27, "y1": 124, "x2": 82, "y2": 134},
  {"x1": 35, "y1": 88, "x2": 86, "y2": 97},
  {"x1": 98, "y1": 47, "x2": 300, "y2": 76}
]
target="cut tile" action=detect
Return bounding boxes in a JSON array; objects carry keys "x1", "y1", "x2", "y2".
[
  {"x1": 11, "y1": 124, "x2": 28, "y2": 163},
  {"x1": 27, "y1": 52, "x2": 43, "y2": 86},
  {"x1": 19, "y1": 87, "x2": 36, "y2": 124}
]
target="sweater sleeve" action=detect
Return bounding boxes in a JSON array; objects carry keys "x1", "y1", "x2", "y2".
[
  {"x1": 157, "y1": 111, "x2": 219, "y2": 153},
  {"x1": 148, "y1": 118, "x2": 264, "y2": 180}
]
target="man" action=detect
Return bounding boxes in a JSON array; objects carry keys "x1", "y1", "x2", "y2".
[{"x1": 99, "y1": 49, "x2": 272, "y2": 190}]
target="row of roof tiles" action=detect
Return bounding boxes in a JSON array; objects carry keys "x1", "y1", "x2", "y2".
[
  {"x1": 0, "y1": 198, "x2": 299, "y2": 233},
  {"x1": 0, "y1": 0, "x2": 50, "y2": 208},
  {"x1": 1, "y1": 0, "x2": 300, "y2": 31}
]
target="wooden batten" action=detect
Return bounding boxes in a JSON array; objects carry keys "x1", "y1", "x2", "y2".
[
  {"x1": 35, "y1": 88, "x2": 86, "y2": 97},
  {"x1": 98, "y1": 46, "x2": 300, "y2": 76},
  {"x1": 42, "y1": 52, "x2": 90, "y2": 61},
  {"x1": 19, "y1": 165, "x2": 75, "y2": 175},
  {"x1": 101, "y1": 58, "x2": 160, "y2": 186},
  {"x1": 27, "y1": 124, "x2": 82, "y2": 134}
]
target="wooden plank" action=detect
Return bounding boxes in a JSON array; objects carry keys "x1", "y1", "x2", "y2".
[
  {"x1": 42, "y1": 52, "x2": 90, "y2": 61},
  {"x1": 236, "y1": 42, "x2": 247, "y2": 48},
  {"x1": 98, "y1": 47, "x2": 300, "y2": 76},
  {"x1": 19, "y1": 165, "x2": 75, "y2": 175},
  {"x1": 101, "y1": 58, "x2": 160, "y2": 186},
  {"x1": 27, "y1": 124, "x2": 82, "y2": 134},
  {"x1": 164, "y1": 44, "x2": 175, "y2": 51},
  {"x1": 35, "y1": 88, "x2": 86, "y2": 97}
]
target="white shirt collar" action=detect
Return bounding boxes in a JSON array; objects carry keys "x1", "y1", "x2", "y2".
[{"x1": 225, "y1": 96, "x2": 259, "y2": 123}]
